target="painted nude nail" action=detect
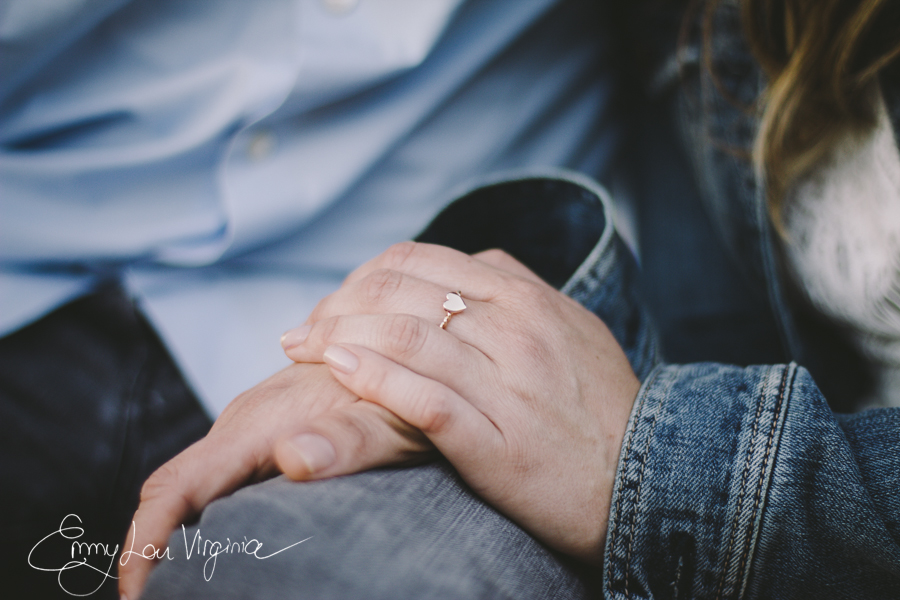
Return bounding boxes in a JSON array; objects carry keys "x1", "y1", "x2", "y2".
[
  {"x1": 323, "y1": 345, "x2": 359, "y2": 373},
  {"x1": 287, "y1": 433, "x2": 336, "y2": 474},
  {"x1": 281, "y1": 325, "x2": 311, "y2": 350}
]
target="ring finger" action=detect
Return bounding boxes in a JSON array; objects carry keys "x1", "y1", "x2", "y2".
[
  {"x1": 287, "y1": 271, "x2": 490, "y2": 348},
  {"x1": 305, "y1": 268, "x2": 479, "y2": 326}
]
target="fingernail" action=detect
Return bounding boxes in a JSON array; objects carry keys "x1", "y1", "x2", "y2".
[
  {"x1": 281, "y1": 325, "x2": 312, "y2": 349},
  {"x1": 323, "y1": 345, "x2": 359, "y2": 373},
  {"x1": 287, "y1": 433, "x2": 336, "y2": 474},
  {"x1": 121, "y1": 595, "x2": 129, "y2": 600}
]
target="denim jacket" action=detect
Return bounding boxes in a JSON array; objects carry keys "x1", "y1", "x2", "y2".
[{"x1": 415, "y1": 3, "x2": 900, "y2": 598}]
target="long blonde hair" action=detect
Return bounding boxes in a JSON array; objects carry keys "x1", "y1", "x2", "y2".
[{"x1": 702, "y1": 0, "x2": 900, "y2": 225}]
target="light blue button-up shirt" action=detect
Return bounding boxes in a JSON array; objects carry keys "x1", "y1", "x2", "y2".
[{"x1": 0, "y1": 0, "x2": 619, "y2": 414}]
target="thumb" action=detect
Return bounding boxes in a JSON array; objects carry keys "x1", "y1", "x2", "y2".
[{"x1": 274, "y1": 400, "x2": 434, "y2": 481}]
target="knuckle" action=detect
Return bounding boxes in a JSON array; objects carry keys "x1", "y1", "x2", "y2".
[
  {"x1": 139, "y1": 461, "x2": 182, "y2": 504},
  {"x1": 336, "y1": 413, "x2": 378, "y2": 458},
  {"x1": 381, "y1": 314, "x2": 428, "y2": 358},
  {"x1": 357, "y1": 362, "x2": 392, "y2": 402},
  {"x1": 316, "y1": 315, "x2": 341, "y2": 345},
  {"x1": 380, "y1": 241, "x2": 418, "y2": 270},
  {"x1": 412, "y1": 392, "x2": 453, "y2": 435},
  {"x1": 361, "y1": 269, "x2": 404, "y2": 307},
  {"x1": 511, "y1": 276, "x2": 541, "y2": 297},
  {"x1": 507, "y1": 279, "x2": 556, "y2": 317},
  {"x1": 307, "y1": 292, "x2": 335, "y2": 322},
  {"x1": 480, "y1": 248, "x2": 515, "y2": 264}
]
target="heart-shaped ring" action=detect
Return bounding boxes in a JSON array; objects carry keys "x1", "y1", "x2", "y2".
[{"x1": 440, "y1": 291, "x2": 466, "y2": 329}]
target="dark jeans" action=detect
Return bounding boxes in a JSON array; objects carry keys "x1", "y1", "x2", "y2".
[{"x1": 0, "y1": 284, "x2": 212, "y2": 599}]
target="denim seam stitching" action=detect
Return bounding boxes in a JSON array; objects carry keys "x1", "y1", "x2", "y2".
[
  {"x1": 735, "y1": 365, "x2": 790, "y2": 597},
  {"x1": 715, "y1": 369, "x2": 771, "y2": 600},
  {"x1": 606, "y1": 367, "x2": 661, "y2": 593},
  {"x1": 624, "y1": 367, "x2": 673, "y2": 600}
]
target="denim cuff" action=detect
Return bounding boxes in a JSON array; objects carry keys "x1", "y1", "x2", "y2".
[
  {"x1": 604, "y1": 362, "x2": 795, "y2": 599},
  {"x1": 416, "y1": 168, "x2": 660, "y2": 380},
  {"x1": 559, "y1": 193, "x2": 659, "y2": 382}
]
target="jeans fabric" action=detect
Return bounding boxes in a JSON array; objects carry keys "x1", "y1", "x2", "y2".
[
  {"x1": 142, "y1": 462, "x2": 593, "y2": 600},
  {"x1": 0, "y1": 285, "x2": 212, "y2": 598}
]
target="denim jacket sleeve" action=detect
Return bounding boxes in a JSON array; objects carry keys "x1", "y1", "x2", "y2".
[
  {"x1": 564, "y1": 178, "x2": 900, "y2": 600},
  {"x1": 605, "y1": 364, "x2": 900, "y2": 600},
  {"x1": 417, "y1": 170, "x2": 900, "y2": 599}
]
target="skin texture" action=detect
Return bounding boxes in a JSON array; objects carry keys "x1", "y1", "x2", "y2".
[
  {"x1": 284, "y1": 243, "x2": 640, "y2": 561},
  {"x1": 119, "y1": 242, "x2": 639, "y2": 598}
]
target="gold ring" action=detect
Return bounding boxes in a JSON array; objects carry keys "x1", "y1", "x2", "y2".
[{"x1": 440, "y1": 291, "x2": 466, "y2": 330}]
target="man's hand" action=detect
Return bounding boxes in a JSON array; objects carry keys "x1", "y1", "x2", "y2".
[{"x1": 118, "y1": 362, "x2": 432, "y2": 599}]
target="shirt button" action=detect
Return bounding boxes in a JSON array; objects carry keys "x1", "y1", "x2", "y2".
[
  {"x1": 322, "y1": 0, "x2": 358, "y2": 15},
  {"x1": 246, "y1": 130, "x2": 275, "y2": 162}
]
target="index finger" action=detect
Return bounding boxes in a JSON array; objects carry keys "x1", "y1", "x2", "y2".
[{"x1": 118, "y1": 437, "x2": 266, "y2": 600}]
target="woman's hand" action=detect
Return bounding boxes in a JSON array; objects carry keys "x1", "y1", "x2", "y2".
[{"x1": 282, "y1": 242, "x2": 640, "y2": 561}]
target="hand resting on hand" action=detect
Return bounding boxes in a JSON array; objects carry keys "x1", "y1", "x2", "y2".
[
  {"x1": 119, "y1": 241, "x2": 639, "y2": 598},
  {"x1": 282, "y1": 242, "x2": 640, "y2": 562}
]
